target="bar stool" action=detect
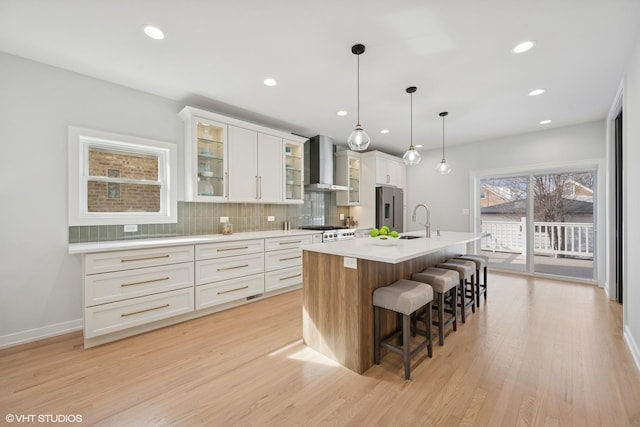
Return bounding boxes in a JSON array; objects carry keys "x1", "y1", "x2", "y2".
[
  {"x1": 373, "y1": 279, "x2": 434, "y2": 380},
  {"x1": 456, "y1": 254, "x2": 489, "y2": 307},
  {"x1": 411, "y1": 267, "x2": 459, "y2": 346},
  {"x1": 437, "y1": 259, "x2": 476, "y2": 323}
]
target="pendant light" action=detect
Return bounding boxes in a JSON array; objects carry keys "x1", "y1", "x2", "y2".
[
  {"x1": 347, "y1": 44, "x2": 370, "y2": 151},
  {"x1": 402, "y1": 86, "x2": 421, "y2": 165},
  {"x1": 435, "y1": 111, "x2": 451, "y2": 174}
]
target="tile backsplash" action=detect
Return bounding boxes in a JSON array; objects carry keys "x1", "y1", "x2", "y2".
[{"x1": 69, "y1": 192, "x2": 350, "y2": 243}]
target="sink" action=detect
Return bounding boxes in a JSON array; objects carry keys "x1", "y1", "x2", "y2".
[{"x1": 398, "y1": 235, "x2": 423, "y2": 240}]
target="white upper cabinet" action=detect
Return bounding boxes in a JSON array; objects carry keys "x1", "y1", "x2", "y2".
[
  {"x1": 375, "y1": 154, "x2": 406, "y2": 189},
  {"x1": 284, "y1": 139, "x2": 304, "y2": 203},
  {"x1": 179, "y1": 106, "x2": 305, "y2": 204},
  {"x1": 335, "y1": 150, "x2": 361, "y2": 206},
  {"x1": 257, "y1": 132, "x2": 283, "y2": 203},
  {"x1": 179, "y1": 109, "x2": 229, "y2": 202},
  {"x1": 228, "y1": 126, "x2": 283, "y2": 203},
  {"x1": 228, "y1": 126, "x2": 258, "y2": 202}
]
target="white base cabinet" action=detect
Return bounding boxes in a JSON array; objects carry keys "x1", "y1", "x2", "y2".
[
  {"x1": 80, "y1": 233, "x2": 319, "y2": 347},
  {"x1": 196, "y1": 273, "x2": 265, "y2": 309},
  {"x1": 85, "y1": 288, "x2": 195, "y2": 339}
]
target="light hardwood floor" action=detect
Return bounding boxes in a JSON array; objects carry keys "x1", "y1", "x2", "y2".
[{"x1": 2, "y1": 272, "x2": 639, "y2": 426}]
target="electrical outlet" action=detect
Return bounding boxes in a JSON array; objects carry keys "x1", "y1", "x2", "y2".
[
  {"x1": 462, "y1": 208, "x2": 470, "y2": 216},
  {"x1": 267, "y1": 216, "x2": 275, "y2": 221},
  {"x1": 124, "y1": 224, "x2": 138, "y2": 233},
  {"x1": 220, "y1": 216, "x2": 229, "y2": 223},
  {"x1": 344, "y1": 257, "x2": 357, "y2": 269},
  {"x1": 340, "y1": 213, "x2": 345, "y2": 220}
]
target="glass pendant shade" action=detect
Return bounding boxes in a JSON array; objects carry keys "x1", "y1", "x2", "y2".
[
  {"x1": 435, "y1": 159, "x2": 451, "y2": 174},
  {"x1": 403, "y1": 86, "x2": 421, "y2": 165},
  {"x1": 403, "y1": 145, "x2": 422, "y2": 165},
  {"x1": 348, "y1": 124, "x2": 370, "y2": 151},
  {"x1": 436, "y1": 111, "x2": 451, "y2": 174}
]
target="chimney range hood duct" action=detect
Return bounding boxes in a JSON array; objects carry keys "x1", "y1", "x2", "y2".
[{"x1": 304, "y1": 135, "x2": 349, "y2": 192}]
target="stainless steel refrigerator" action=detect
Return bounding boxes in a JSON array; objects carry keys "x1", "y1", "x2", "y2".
[{"x1": 375, "y1": 186, "x2": 403, "y2": 232}]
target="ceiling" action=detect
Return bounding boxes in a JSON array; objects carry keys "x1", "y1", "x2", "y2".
[{"x1": 2, "y1": 0, "x2": 639, "y2": 156}]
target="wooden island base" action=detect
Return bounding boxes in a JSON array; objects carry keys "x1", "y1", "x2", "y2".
[{"x1": 302, "y1": 243, "x2": 465, "y2": 374}]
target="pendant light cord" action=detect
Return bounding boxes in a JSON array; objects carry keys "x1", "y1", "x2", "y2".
[
  {"x1": 410, "y1": 91, "x2": 413, "y2": 147},
  {"x1": 441, "y1": 114, "x2": 446, "y2": 159},
  {"x1": 356, "y1": 54, "x2": 360, "y2": 126}
]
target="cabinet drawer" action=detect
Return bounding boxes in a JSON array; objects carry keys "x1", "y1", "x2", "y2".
[
  {"x1": 84, "y1": 288, "x2": 194, "y2": 338},
  {"x1": 196, "y1": 239, "x2": 264, "y2": 260},
  {"x1": 265, "y1": 266, "x2": 302, "y2": 292},
  {"x1": 85, "y1": 246, "x2": 194, "y2": 275},
  {"x1": 265, "y1": 248, "x2": 302, "y2": 271},
  {"x1": 264, "y1": 235, "x2": 312, "y2": 251},
  {"x1": 196, "y1": 252, "x2": 264, "y2": 285},
  {"x1": 85, "y1": 263, "x2": 194, "y2": 307},
  {"x1": 196, "y1": 273, "x2": 264, "y2": 309}
]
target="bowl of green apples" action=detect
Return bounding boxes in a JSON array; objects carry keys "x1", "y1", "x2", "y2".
[{"x1": 370, "y1": 226, "x2": 399, "y2": 245}]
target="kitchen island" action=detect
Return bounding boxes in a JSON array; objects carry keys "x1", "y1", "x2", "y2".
[{"x1": 302, "y1": 231, "x2": 482, "y2": 374}]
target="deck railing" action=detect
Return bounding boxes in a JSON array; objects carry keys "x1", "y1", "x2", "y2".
[{"x1": 481, "y1": 219, "x2": 593, "y2": 258}]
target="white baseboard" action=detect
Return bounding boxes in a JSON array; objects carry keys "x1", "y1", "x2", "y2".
[
  {"x1": 623, "y1": 325, "x2": 640, "y2": 374},
  {"x1": 0, "y1": 319, "x2": 82, "y2": 350}
]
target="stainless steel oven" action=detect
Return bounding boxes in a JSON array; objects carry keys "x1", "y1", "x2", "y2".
[{"x1": 299, "y1": 225, "x2": 357, "y2": 242}]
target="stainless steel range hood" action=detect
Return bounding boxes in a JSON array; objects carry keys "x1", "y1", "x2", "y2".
[{"x1": 304, "y1": 135, "x2": 349, "y2": 192}]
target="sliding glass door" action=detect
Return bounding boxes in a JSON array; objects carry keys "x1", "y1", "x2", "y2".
[
  {"x1": 477, "y1": 169, "x2": 596, "y2": 281},
  {"x1": 532, "y1": 171, "x2": 595, "y2": 279},
  {"x1": 479, "y1": 176, "x2": 529, "y2": 272}
]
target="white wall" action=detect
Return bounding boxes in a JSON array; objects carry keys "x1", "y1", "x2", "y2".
[
  {"x1": 622, "y1": 30, "x2": 640, "y2": 369},
  {"x1": 406, "y1": 120, "x2": 605, "y2": 233},
  {"x1": 0, "y1": 53, "x2": 184, "y2": 346}
]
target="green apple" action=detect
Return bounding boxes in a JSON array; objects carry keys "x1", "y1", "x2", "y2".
[
  {"x1": 370, "y1": 228, "x2": 379, "y2": 237},
  {"x1": 390, "y1": 230, "x2": 399, "y2": 238},
  {"x1": 379, "y1": 227, "x2": 388, "y2": 235}
]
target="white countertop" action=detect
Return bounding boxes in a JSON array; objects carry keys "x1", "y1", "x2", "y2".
[
  {"x1": 302, "y1": 231, "x2": 482, "y2": 264},
  {"x1": 68, "y1": 229, "x2": 322, "y2": 254}
]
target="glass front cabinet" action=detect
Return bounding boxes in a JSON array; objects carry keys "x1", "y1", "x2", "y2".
[
  {"x1": 284, "y1": 139, "x2": 304, "y2": 203},
  {"x1": 335, "y1": 150, "x2": 360, "y2": 206},
  {"x1": 180, "y1": 109, "x2": 228, "y2": 202}
]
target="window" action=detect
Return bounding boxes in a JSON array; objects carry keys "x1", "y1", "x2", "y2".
[{"x1": 68, "y1": 127, "x2": 177, "y2": 225}]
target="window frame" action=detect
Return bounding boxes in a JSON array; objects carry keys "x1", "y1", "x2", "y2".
[{"x1": 68, "y1": 126, "x2": 177, "y2": 226}]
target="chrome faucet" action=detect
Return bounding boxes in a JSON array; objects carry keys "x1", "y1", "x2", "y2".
[{"x1": 412, "y1": 204, "x2": 431, "y2": 238}]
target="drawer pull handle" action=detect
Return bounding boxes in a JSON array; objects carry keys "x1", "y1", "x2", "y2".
[
  {"x1": 280, "y1": 273, "x2": 302, "y2": 281},
  {"x1": 121, "y1": 304, "x2": 169, "y2": 317},
  {"x1": 121, "y1": 277, "x2": 170, "y2": 287},
  {"x1": 216, "y1": 246, "x2": 249, "y2": 252},
  {"x1": 218, "y1": 285, "x2": 249, "y2": 295},
  {"x1": 279, "y1": 240, "x2": 302, "y2": 245},
  {"x1": 279, "y1": 256, "x2": 302, "y2": 262},
  {"x1": 121, "y1": 254, "x2": 170, "y2": 263},
  {"x1": 217, "y1": 264, "x2": 249, "y2": 271}
]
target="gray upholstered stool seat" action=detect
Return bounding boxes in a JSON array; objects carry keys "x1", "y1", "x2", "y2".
[
  {"x1": 455, "y1": 254, "x2": 489, "y2": 307},
  {"x1": 437, "y1": 259, "x2": 476, "y2": 323},
  {"x1": 373, "y1": 279, "x2": 433, "y2": 380},
  {"x1": 412, "y1": 267, "x2": 459, "y2": 345}
]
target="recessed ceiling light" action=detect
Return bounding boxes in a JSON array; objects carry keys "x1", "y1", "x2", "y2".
[
  {"x1": 528, "y1": 88, "x2": 545, "y2": 96},
  {"x1": 513, "y1": 41, "x2": 535, "y2": 54},
  {"x1": 337, "y1": 110, "x2": 347, "y2": 116},
  {"x1": 539, "y1": 119, "x2": 552, "y2": 125},
  {"x1": 263, "y1": 78, "x2": 277, "y2": 87},
  {"x1": 143, "y1": 25, "x2": 165, "y2": 40},
  {"x1": 380, "y1": 129, "x2": 389, "y2": 134},
  {"x1": 415, "y1": 144, "x2": 423, "y2": 148}
]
